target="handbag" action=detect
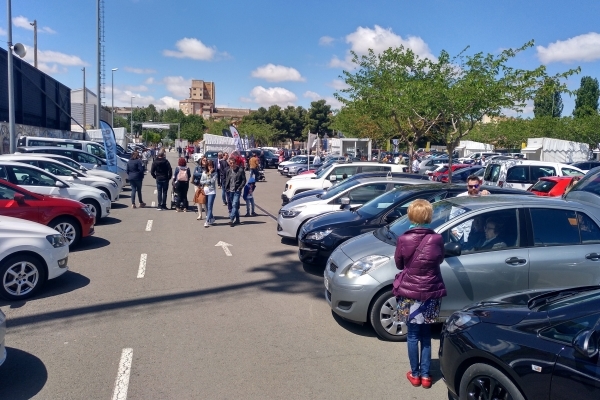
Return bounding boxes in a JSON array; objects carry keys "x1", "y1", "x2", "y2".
[
  {"x1": 393, "y1": 234, "x2": 430, "y2": 292},
  {"x1": 194, "y1": 187, "x2": 207, "y2": 204}
]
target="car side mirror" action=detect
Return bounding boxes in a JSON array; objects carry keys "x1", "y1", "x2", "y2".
[
  {"x1": 71, "y1": 172, "x2": 79, "y2": 178},
  {"x1": 385, "y1": 213, "x2": 400, "y2": 223},
  {"x1": 329, "y1": 175, "x2": 337, "y2": 182},
  {"x1": 444, "y1": 242, "x2": 462, "y2": 258},
  {"x1": 55, "y1": 181, "x2": 67, "y2": 188},
  {"x1": 13, "y1": 193, "x2": 25, "y2": 205},
  {"x1": 79, "y1": 166, "x2": 86, "y2": 171},
  {"x1": 573, "y1": 330, "x2": 599, "y2": 358}
]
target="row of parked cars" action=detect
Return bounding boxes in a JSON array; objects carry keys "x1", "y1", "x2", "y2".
[{"x1": 275, "y1": 156, "x2": 600, "y2": 398}]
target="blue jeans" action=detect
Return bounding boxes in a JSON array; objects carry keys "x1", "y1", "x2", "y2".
[
  {"x1": 246, "y1": 197, "x2": 254, "y2": 214},
  {"x1": 156, "y1": 180, "x2": 168, "y2": 208},
  {"x1": 250, "y1": 168, "x2": 260, "y2": 181},
  {"x1": 221, "y1": 185, "x2": 228, "y2": 205},
  {"x1": 227, "y1": 191, "x2": 241, "y2": 221},
  {"x1": 206, "y1": 193, "x2": 216, "y2": 221},
  {"x1": 407, "y1": 323, "x2": 431, "y2": 378},
  {"x1": 130, "y1": 179, "x2": 143, "y2": 204}
]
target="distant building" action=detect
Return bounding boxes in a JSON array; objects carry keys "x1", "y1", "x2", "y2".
[
  {"x1": 70, "y1": 88, "x2": 112, "y2": 131},
  {"x1": 179, "y1": 79, "x2": 256, "y2": 120}
]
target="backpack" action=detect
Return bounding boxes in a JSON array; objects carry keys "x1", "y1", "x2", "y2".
[{"x1": 177, "y1": 167, "x2": 188, "y2": 182}]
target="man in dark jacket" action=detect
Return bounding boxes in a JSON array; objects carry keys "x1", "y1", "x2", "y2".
[
  {"x1": 219, "y1": 152, "x2": 230, "y2": 206},
  {"x1": 150, "y1": 149, "x2": 173, "y2": 210},
  {"x1": 225, "y1": 156, "x2": 246, "y2": 226}
]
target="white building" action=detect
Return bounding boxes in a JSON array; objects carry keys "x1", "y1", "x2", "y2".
[{"x1": 70, "y1": 88, "x2": 112, "y2": 131}]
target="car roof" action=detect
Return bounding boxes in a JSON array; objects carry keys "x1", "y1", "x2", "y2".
[
  {"x1": 17, "y1": 146, "x2": 90, "y2": 153},
  {"x1": 444, "y1": 193, "x2": 597, "y2": 211},
  {"x1": 488, "y1": 159, "x2": 581, "y2": 167},
  {"x1": 538, "y1": 176, "x2": 573, "y2": 182},
  {"x1": 352, "y1": 176, "x2": 431, "y2": 184}
]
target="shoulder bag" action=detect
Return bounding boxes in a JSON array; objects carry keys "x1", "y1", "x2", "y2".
[{"x1": 393, "y1": 234, "x2": 430, "y2": 292}]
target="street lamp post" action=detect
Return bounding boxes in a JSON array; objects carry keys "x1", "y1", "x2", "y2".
[
  {"x1": 111, "y1": 68, "x2": 118, "y2": 127},
  {"x1": 130, "y1": 96, "x2": 135, "y2": 139},
  {"x1": 29, "y1": 19, "x2": 37, "y2": 68}
]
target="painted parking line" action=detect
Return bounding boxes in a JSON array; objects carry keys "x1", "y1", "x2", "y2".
[
  {"x1": 145, "y1": 220, "x2": 153, "y2": 231},
  {"x1": 111, "y1": 348, "x2": 133, "y2": 400},
  {"x1": 255, "y1": 204, "x2": 277, "y2": 221},
  {"x1": 137, "y1": 254, "x2": 147, "y2": 278},
  {"x1": 151, "y1": 201, "x2": 156, "y2": 207},
  {"x1": 154, "y1": 189, "x2": 157, "y2": 194}
]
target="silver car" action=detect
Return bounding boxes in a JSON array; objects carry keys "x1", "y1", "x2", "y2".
[
  {"x1": 325, "y1": 195, "x2": 600, "y2": 341},
  {"x1": 0, "y1": 309, "x2": 5, "y2": 366}
]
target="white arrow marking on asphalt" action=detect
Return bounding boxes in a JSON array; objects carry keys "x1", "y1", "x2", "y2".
[
  {"x1": 151, "y1": 201, "x2": 156, "y2": 207},
  {"x1": 154, "y1": 189, "x2": 157, "y2": 194},
  {"x1": 112, "y1": 348, "x2": 133, "y2": 400},
  {"x1": 145, "y1": 220, "x2": 153, "y2": 231},
  {"x1": 137, "y1": 254, "x2": 147, "y2": 278},
  {"x1": 215, "y1": 241, "x2": 233, "y2": 256}
]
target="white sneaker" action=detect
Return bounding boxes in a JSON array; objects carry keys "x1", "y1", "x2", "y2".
[{"x1": 204, "y1": 221, "x2": 209, "y2": 228}]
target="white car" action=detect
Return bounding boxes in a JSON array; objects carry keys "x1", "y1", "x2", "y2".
[
  {"x1": 278, "y1": 156, "x2": 314, "y2": 174},
  {"x1": 0, "y1": 308, "x2": 5, "y2": 366},
  {"x1": 281, "y1": 162, "x2": 407, "y2": 203},
  {"x1": 483, "y1": 159, "x2": 585, "y2": 191},
  {"x1": 193, "y1": 152, "x2": 204, "y2": 162},
  {"x1": 0, "y1": 215, "x2": 69, "y2": 300},
  {"x1": 0, "y1": 155, "x2": 120, "y2": 202},
  {"x1": 0, "y1": 161, "x2": 111, "y2": 219}
]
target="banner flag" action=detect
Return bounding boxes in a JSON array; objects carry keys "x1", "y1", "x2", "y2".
[
  {"x1": 222, "y1": 129, "x2": 232, "y2": 138},
  {"x1": 307, "y1": 132, "x2": 317, "y2": 150},
  {"x1": 99, "y1": 120, "x2": 118, "y2": 173},
  {"x1": 230, "y1": 125, "x2": 244, "y2": 153}
]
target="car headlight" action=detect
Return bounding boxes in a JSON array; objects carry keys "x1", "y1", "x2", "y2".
[
  {"x1": 100, "y1": 192, "x2": 109, "y2": 200},
  {"x1": 346, "y1": 255, "x2": 390, "y2": 278},
  {"x1": 115, "y1": 176, "x2": 122, "y2": 181},
  {"x1": 445, "y1": 312, "x2": 480, "y2": 333},
  {"x1": 46, "y1": 234, "x2": 67, "y2": 248},
  {"x1": 280, "y1": 205, "x2": 306, "y2": 218},
  {"x1": 110, "y1": 182, "x2": 117, "y2": 188},
  {"x1": 305, "y1": 229, "x2": 332, "y2": 241}
]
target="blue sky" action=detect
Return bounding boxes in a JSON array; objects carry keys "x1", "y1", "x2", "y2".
[{"x1": 2, "y1": 0, "x2": 600, "y2": 117}]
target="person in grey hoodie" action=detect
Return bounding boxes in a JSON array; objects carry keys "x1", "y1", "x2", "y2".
[{"x1": 126, "y1": 151, "x2": 146, "y2": 208}]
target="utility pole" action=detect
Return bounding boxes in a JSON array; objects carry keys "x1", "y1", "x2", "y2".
[
  {"x1": 82, "y1": 68, "x2": 86, "y2": 134},
  {"x1": 7, "y1": 0, "x2": 16, "y2": 153},
  {"x1": 29, "y1": 19, "x2": 37, "y2": 68}
]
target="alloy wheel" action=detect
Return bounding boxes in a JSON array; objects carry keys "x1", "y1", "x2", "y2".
[
  {"x1": 3, "y1": 261, "x2": 39, "y2": 297},
  {"x1": 466, "y1": 376, "x2": 512, "y2": 400},
  {"x1": 54, "y1": 221, "x2": 77, "y2": 246},
  {"x1": 379, "y1": 296, "x2": 408, "y2": 336}
]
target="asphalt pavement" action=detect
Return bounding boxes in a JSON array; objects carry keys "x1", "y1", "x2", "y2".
[{"x1": 0, "y1": 151, "x2": 446, "y2": 399}]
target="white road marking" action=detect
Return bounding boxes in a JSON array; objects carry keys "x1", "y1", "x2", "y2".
[
  {"x1": 111, "y1": 348, "x2": 133, "y2": 400},
  {"x1": 137, "y1": 254, "x2": 147, "y2": 278},
  {"x1": 215, "y1": 241, "x2": 233, "y2": 256},
  {"x1": 154, "y1": 189, "x2": 157, "y2": 194},
  {"x1": 151, "y1": 201, "x2": 156, "y2": 207},
  {"x1": 145, "y1": 220, "x2": 153, "y2": 231}
]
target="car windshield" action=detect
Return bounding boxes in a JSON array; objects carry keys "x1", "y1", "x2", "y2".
[
  {"x1": 357, "y1": 187, "x2": 414, "y2": 218},
  {"x1": 536, "y1": 289, "x2": 600, "y2": 311},
  {"x1": 320, "y1": 179, "x2": 361, "y2": 200},
  {"x1": 530, "y1": 179, "x2": 558, "y2": 193},
  {"x1": 288, "y1": 156, "x2": 305, "y2": 163},
  {"x1": 387, "y1": 200, "x2": 471, "y2": 238},
  {"x1": 315, "y1": 165, "x2": 334, "y2": 179}
]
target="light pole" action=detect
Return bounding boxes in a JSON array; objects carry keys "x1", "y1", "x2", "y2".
[
  {"x1": 29, "y1": 19, "x2": 37, "y2": 68},
  {"x1": 111, "y1": 68, "x2": 118, "y2": 127},
  {"x1": 130, "y1": 96, "x2": 135, "y2": 140}
]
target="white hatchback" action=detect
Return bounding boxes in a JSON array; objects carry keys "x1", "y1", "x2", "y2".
[
  {"x1": 0, "y1": 161, "x2": 112, "y2": 219},
  {"x1": 483, "y1": 160, "x2": 584, "y2": 190},
  {"x1": 0, "y1": 215, "x2": 69, "y2": 300}
]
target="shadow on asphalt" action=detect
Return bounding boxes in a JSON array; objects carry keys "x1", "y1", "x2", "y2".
[
  {"x1": 95, "y1": 217, "x2": 121, "y2": 226},
  {"x1": 331, "y1": 311, "x2": 378, "y2": 339},
  {"x1": 70, "y1": 236, "x2": 110, "y2": 252},
  {"x1": 280, "y1": 238, "x2": 298, "y2": 247},
  {"x1": 0, "y1": 347, "x2": 48, "y2": 399},
  {"x1": 0, "y1": 271, "x2": 90, "y2": 308},
  {"x1": 110, "y1": 203, "x2": 129, "y2": 209}
]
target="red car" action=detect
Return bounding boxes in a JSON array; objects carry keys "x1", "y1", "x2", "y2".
[
  {"x1": 528, "y1": 176, "x2": 575, "y2": 197},
  {"x1": 298, "y1": 169, "x2": 317, "y2": 175},
  {"x1": 430, "y1": 164, "x2": 471, "y2": 181},
  {"x1": 0, "y1": 179, "x2": 95, "y2": 247}
]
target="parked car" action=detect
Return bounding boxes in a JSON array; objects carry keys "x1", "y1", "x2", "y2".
[
  {"x1": 0, "y1": 215, "x2": 69, "y2": 299},
  {"x1": 569, "y1": 161, "x2": 600, "y2": 173},
  {"x1": 0, "y1": 308, "x2": 5, "y2": 366},
  {"x1": 278, "y1": 155, "x2": 315, "y2": 174},
  {"x1": 483, "y1": 159, "x2": 584, "y2": 190},
  {"x1": 0, "y1": 161, "x2": 111, "y2": 219},
  {"x1": 417, "y1": 157, "x2": 455, "y2": 174},
  {"x1": 0, "y1": 155, "x2": 119, "y2": 202},
  {"x1": 528, "y1": 176, "x2": 577, "y2": 197},
  {"x1": 430, "y1": 164, "x2": 471, "y2": 181},
  {"x1": 301, "y1": 184, "x2": 531, "y2": 267},
  {"x1": 458, "y1": 152, "x2": 500, "y2": 164},
  {"x1": 440, "y1": 286, "x2": 600, "y2": 400},
  {"x1": 280, "y1": 160, "x2": 320, "y2": 177},
  {"x1": 278, "y1": 177, "x2": 428, "y2": 241},
  {"x1": 245, "y1": 148, "x2": 279, "y2": 168},
  {"x1": 440, "y1": 166, "x2": 483, "y2": 183},
  {"x1": 0, "y1": 179, "x2": 95, "y2": 247},
  {"x1": 324, "y1": 194, "x2": 598, "y2": 341}
]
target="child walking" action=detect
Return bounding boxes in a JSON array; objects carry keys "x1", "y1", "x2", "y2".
[{"x1": 243, "y1": 177, "x2": 257, "y2": 217}]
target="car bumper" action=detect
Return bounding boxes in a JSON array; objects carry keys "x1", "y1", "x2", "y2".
[
  {"x1": 438, "y1": 332, "x2": 464, "y2": 399},
  {"x1": 45, "y1": 243, "x2": 70, "y2": 280},
  {"x1": 276, "y1": 214, "x2": 300, "y2": 239},
  {"x1": 298, "y1": 239, "x2": 332, "y2": 266},
  {"x1": 281, "y1": 194, "x2": 290, "y2": 206}
]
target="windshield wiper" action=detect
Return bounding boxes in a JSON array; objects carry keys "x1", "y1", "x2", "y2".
[{"x1": 528, "y1": 286, "x2": 600, "y2": 309}]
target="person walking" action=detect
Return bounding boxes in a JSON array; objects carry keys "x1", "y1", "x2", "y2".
[
  {"x1": 126, "y1": 151, "x2": 146, "y2": 209},
  {"x1": 200, "y1": 160, "x2": 218, "y2": 227},
  {"x1": 243, "y1": 177, "x2": 257, "y2": 217},
  {"x1": 219, "y1": 152, "x2": 230, "y2": 206},
  {"x1": 150, "y1": 149, "x2": 172, "y2": 210},
  {"x1": 411, "y1": 155, "x2": 420, "y2": 174},
  {"x1": 225, "y1": 156, "x2": 246, "y2": 227},
  {"x1": 216, "y1": 152, "x2": 224, "y2": 188},
  {"x1": 259, "y1": 150, "x2": 266, "y2": 170},
  {"x1": 141, "y1": 148, "x2": 150, "y2": 171},
  {"x1": 173, "y1": 157, "x2": 191, "y2": 212},
  {"x1": 249, "y1": 152, "x2": 260, "y2": 182},
  {"x1": 393, "y1": 199, "x2": 446, "y2": 389},
  {"x1": 192, "y1": 158, "x2": 208, "y2": 220},
  {"x1": 177, "y1": 146, "x2": 182, "y2": 157}
]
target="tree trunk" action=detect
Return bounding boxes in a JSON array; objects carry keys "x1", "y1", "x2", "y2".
[{"x1": 407, "y1": 143, "x2": 415, "y2": 173}]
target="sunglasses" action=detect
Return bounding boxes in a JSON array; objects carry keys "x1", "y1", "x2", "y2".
[{"x1": 468, "y1": 184, "x2": 480, "y2": 189}]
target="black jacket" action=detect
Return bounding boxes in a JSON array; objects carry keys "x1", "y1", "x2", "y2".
[
  {"x1": 218, "y1": 159, "x2": 229, "y2": 184},
  {"x1": 225, "y1": 166, "x2": 246, "y2": 193},
  {"x1": 151, "y1": 157, "x2": 173, "y2": 181},
  {"x1": 126, "y1": 159, "x2": 145, "y2": 181}
]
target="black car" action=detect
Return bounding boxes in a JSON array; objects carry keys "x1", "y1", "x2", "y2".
[
  {"x1": 440, "y1": 286, "x2": 600, "y2": 400},
  {"x1": 570, "y1": 161, "x2": 600, "y2": 171},
  {"x1": 251, "y1": 149, "x2": 279, "y2": 168},
  {"x1": 298, "y1": 184, "x2": 533, "y2": 266},
  {"x1": 440, "y1": 166, "x2": 484, "y2": 183}
]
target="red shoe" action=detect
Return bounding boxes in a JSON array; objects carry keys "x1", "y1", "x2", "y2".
[
  {"x1": 406, "y1": 371, "x2": 421, "y2": 387},
  {"x1": 421, "y1": 377, "x2": 432, "y2": 389}
]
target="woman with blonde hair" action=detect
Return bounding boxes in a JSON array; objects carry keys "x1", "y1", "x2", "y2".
[{"x1": 392, "y1": 199, "x2": 446, "y2": 389}]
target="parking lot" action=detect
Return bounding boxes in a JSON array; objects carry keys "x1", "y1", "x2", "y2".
[{"x1": 0, "y1": 151, "x2": 445, "y2": 399}]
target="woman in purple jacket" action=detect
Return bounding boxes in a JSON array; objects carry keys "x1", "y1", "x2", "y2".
[{"x1": 392, "y1": 199, "x2": 446, "y2": 389}]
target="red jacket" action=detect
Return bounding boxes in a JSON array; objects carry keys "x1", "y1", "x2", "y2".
[{"x1": 392, "y1": 228, "x2": 447, "y2": 301}]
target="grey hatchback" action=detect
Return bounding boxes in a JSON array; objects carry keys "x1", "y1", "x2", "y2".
[{"x1": 325, "y1": 195, "x2": 600, "y2": 341}]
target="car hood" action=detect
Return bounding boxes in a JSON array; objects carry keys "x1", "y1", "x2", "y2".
[
  {"x1": 339, "y1": 230, "x2": 394, "y2": 262},
  {"x1": 303, "y1": 209, "x2": 363, "y2": 232},
  {"x1": 0, "y1": 215, "x2": 57, "y2": 235},
  {"x1": 282, "y1": 195, "x2": 321, "y2": 210},
  {"x1": 289, "y1": 173, "x2": 316, "y2": 180}
]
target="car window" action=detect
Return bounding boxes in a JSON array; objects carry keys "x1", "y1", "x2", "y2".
[
  {"x1": 562, "y1": 167, "x2": 584, "y2": 177},
  {"x1": 361, "y1": 165, "x2": 387, "y2": 172},
  {"x1": 77, "y1": 152, "x2": 102, "y2": 164},
  {"x1": 530, "y1": 166, "x2": 556, "y2": 181},
  {"x1": 0, "y1": 166, "x2": 7, "y2": 180},
  {"x1": 484, "y1": 164, "x2": 501, "y2": 183},
  {"x1": 506, "y1": 166, "x2": 529, "y2": 183},
  {"x1": 329, "y1": 166, "x2": 358, "y2": 181},
  {"x1": 52, "y1": 157, "x2": 81, "y2": 170},
  {"x1": 386, "y1": 192, "x2": 448, "y2": 222},
  {"x1": 338, "y1": 183, "x2": 388, "y2": 204},
  {"x1": 577, "y1": 213, "x2": 600, "y2": 244},
  {"x1": 530, "y1": 208, "x2": 580, "y2": 246},
  {"x1": 442, "y1": 209, "x2": 520, "y2": 254},
  {"x1": 8, "y1": 165, "x2": 58, "y2": 187},
  {"x1": 529, "y1": 179, "x2": 557, "y2": 193},
  {"x1": 38, "y1": 161, "x2": 75, "y2": 176},
  {"x1": 87, "y1": 143, "x2": 106, "y2": 158},
  {"x1": 388, "y1": 200, "x2": 472, "y2": 237},
  {"x1": 0, "y1": 181, "x2": 23, "y2": 200},
  {"x1": 540, "y1": 313, "x2": 600, "y2": 344}
]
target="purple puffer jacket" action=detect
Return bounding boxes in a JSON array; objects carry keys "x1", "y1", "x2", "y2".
[{"x1": 392, "y1": 227, "x2": 447, "y2": 301}]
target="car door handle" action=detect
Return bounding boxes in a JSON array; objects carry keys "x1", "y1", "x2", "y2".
[
  {"x1": 586, "y1": 253, "x2": 600, "y2": 261},
  {"x1": 505, "y1": 257, "x2": 527, "y2": 265}
]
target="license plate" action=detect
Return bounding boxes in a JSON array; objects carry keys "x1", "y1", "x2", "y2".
[{"x1": 324, "y1": 276, "x2": 329, "y2": 291}]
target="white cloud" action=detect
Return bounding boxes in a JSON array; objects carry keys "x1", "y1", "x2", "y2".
[
  {"x1": 537, "y1": 32, "x2": 600, "y2": 64},
  {"x1": 329, "y1": 25, "x2": 435, "y2": 69},
  {"x1": 159, "y1": 96, "x2": 180, "y2": 109},
  {"x1": 124, "y1": 66, "x2": 157, "y2": 74},
  {"x1": 124, "y1": 85, "x2": 149, "y2": 92},
  {"x1": 302, "y1": 91, "x2": 343, "y2": 109},
  {"x1": 33, "y1": 50, "x2": 87, "y2": 66},
  {"x1": 37, "y1": 63, "x2": 67, "y2": 74},
  {"x1": 162, "y1": 76, "x2": 190, "y2": 98},
  {"x1": 242, "y1": 86, "x2": 297, "y2": 107},
  {"x1": 144, "y1": 77, "x2": 155, "y2": 85},
  {"x1": 13, "y1": 16, "x2": 55, "y2": 33},
  {"x1": 163, "y1": 37, "x2": 219, "y2": 61},
  {"x1": 251, "y1": 64, "x2": 305, "y2": 82},
  {"x1": 303, "y1": 91, "x2": 321, "y2": 101},
  {"x1": 109, "y1": 89, "x2": 179, "y2": 110},
  {"x1": 319, "y1": 36, "x2": 335, "y2": 46},
  {"x1": 0, "y1": 27, "x2": 5, "y2": 36},
  {"x1": 327, "y1": 79, "x2": 349, "y2": 90}
]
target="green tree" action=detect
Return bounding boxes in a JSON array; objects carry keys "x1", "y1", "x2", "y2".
[
  {"x1": 534, "y1": 78, "x2": 564, "y2": 118},
  {"x1": 205, "y1": 119, "x2": 232, "y2": 136},
  {"x1": 573, "y1": 76, "x2": 600, "y2": 118},
  {"x1": 305, "y1": 100, "x2": 332, "y2": 137},
  {"x1": 238, "y1": 120, "x2": 280, "y2": 146}
]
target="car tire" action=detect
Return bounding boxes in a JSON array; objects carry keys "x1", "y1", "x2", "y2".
[
  {"x1": 0, "y1": 254, "x2": 46, "y2": 300},
  {"x1": 50, "y1": 217, "x2": 82, "y2": 248},
  {"x1": 369, "y1": 289, "x2": 408, "y2": 342},
  {"x1": 459, "y1": 363, "x2": 525, "y2": 400},
  {"x1": 81, "y1": 199, "x2": 101, "y2": 219}
]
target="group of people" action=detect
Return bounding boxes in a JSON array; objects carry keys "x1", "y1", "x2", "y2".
[{"x1": 126, "y1": 149, "x2": 257, "y2": 228}]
